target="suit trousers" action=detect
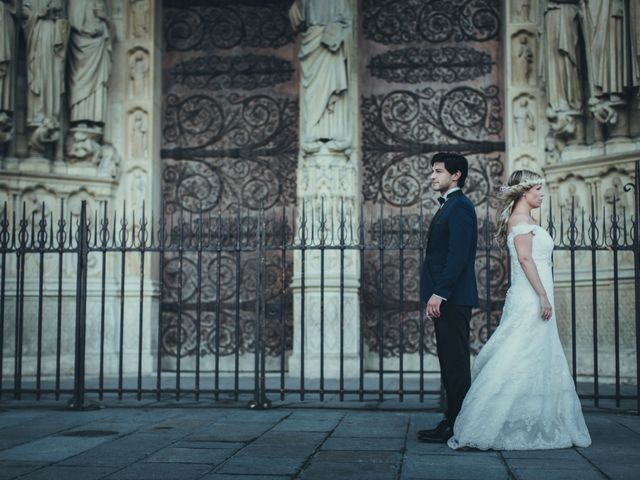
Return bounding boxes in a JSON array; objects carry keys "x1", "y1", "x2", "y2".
[{"x1": 433, "y1": 302, "x2": 472, "y2": 425}]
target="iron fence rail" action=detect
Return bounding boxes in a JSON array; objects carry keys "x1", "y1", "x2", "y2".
[{"x1": 0, "y1": 164, "x2": 638, "y2": 412}]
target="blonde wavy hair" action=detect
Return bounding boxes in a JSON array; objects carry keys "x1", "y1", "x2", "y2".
[{"x1": 495, "y1": 170, "x2": 544, "y2": 242}]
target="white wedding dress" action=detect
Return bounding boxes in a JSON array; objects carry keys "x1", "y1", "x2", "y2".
[{"x1": 448, "y1": 223, "x2": 591, "y2": 450}]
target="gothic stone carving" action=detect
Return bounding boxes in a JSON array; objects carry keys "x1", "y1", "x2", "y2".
[
  {"x1": 129, "y1": 108, "x2": 148, "y2": 159},
  {"x1": 129, "y1": 0, "x2": 150, "y2": 39},
  {"x1": 22, "y1": 0, "x2": 69, "y2": 152},
  {"x1": 129, "y1": 48, "x2": 150, "y2": 98},
  {"x1": 513, "y1": 95, "x2": 536, "y2": 146},
  {"x1": 0, "y1": 0, "x2": 16, "y2": 143},
  {"x1": 290, "y1": 0, "x2": 353, "y2": 154},
  {"x1": 512, "y1": 31, "x2": 535, "y2": 86}
]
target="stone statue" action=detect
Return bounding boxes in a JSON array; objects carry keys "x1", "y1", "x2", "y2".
[
  {"x1": 129, "y1": 49, "x2": 149, "y2": 98},
  {"x1": 130, "y1": 0, "x2": 149, "y2": 38},
  {"x1": 68, "y1": 0, "x2": 113, "y2": 126},
  {"x1": 513, "y1": 34, "x2": 534, "y2": 85},
  {"x1": 22, "y1": 0, "x2": 69, "y2": 137},
  {"x1": 65, "y1": 0, "x2": 113, "y2": 161},
  {"x1": 28, "y1": 117, "x2": 60, "y2": 153},
  {"x1": 97, "y1": 144, "x2": 121, "y2": 178},
  {"x1": 631, "y1": 0, "x2": 640, "y2": 92},
  {"x1": 514, "y1": 0, "x2": 533, "y2": 22},
  {"x1": 0, "y1": 0, "x2": 16, "y2": 143},
  {"x1": 289, "y1": 0, "x2": 353, "y2": 154},
  {"x1": 586, "y1": 0, "x2": 627, "y2": 125},
  {"x1": 131, "y1": 110, "x2": 148, "y2": 158},
  {"x1": 514, "y1": 97, "x2": 536, "y2": 145},
  {"x1": 562, "y1": 183, "x2": 581, "y2": 210},
  {"x1": 604, "y1": 176, "x2": 628, "y2": 209},
  {"x1": 541, "y1": 0, "x2": 584, "y2": 138}
]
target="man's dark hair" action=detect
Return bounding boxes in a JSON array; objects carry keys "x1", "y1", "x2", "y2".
[{"x1": 430, "y1": 152, "x2": 469, "y2": 188}]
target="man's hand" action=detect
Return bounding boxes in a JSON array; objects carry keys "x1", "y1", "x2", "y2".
[{"x1": 426, "y1": 294, "x2": 443, "y2": 319}]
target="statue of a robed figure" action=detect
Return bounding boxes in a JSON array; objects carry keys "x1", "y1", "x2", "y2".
[
  {"x1": 540, "y1": 0, "x2": 585, "y2": 141},
  {"x1": 0, "y1": 0, "x2": 16, "y2": 144},
  {"x1": 289, "y1": 0, "x2": 353, "y2": 154},
  {"x1": 67, "y1": 0, "x2": 113, "y2": 161},
  {"x1": 22, "y1": 0, "x2": 69, "y2": 155},
  {"x1": 586, "y1": 0, "x2": 622, "y2": 125}
]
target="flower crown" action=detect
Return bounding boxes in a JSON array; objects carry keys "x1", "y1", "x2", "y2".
[{"x1": 498, "y1": 178, "x2": 545, "y2": 193}]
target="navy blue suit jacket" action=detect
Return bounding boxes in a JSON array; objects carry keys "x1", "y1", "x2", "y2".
[{"x1": 420, "y1": 190, "x2": 479, "y2": 308}]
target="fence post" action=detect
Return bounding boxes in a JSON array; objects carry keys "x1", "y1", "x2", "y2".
[
  {"x1": 249, "y1": 206, "x2": 271, "y2": 409},
  {"x1": 70, "y1": 201, "x2": 89, "y2": 409},
  {"x1": 633, "y1": 161, "x2": 640, "y2": 414}
]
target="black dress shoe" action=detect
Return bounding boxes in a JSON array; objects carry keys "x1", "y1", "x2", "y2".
[
  {"x1": 417, "y1": 420, "x2": 449, "y2": 439},
  {"x1": 417, "y1": 425, "x2": 453, "y2": 443}
]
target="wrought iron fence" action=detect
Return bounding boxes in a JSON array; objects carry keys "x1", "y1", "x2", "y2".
[{"x1": 0, "y1": 164, "x2": 638, "y2": 412}]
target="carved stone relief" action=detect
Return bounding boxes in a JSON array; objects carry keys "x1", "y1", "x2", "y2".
[
  {"x1": 289, "y1": 0, "x2": 353, "y2": 154},
  {"x1": 22, "y1": 0, "x2": 69, "y2": 154},
  {"x1": 96, "y1": 144, "x2": 121, "y2": 179},
  {"x1": 129, "y1": 0, "x2": 150, "y2": 39},
  {"x1": 0, "y1": 0, "x2": 16, "y2": 144},
  {"x1": 514, "y1": 154, "x2": 541, "y2": 174},
  {"x1": 129, "y1": 108, "x2": 148, "y2": 159},
  {"x1": 126, "y1": 166, "x2": 147, "y2": 217},
  {"x1": 129, "y1": 48, "x2": 150, "y2": 98},
  {"x1": 631, "y1": 0, "x2": 640, "y2": 93},
  {"x1": 513, "y1": 95, "x2": 536, "y2": 146},
  {"x1": 512, "y1": 31, "x2": 535, "y2": 86},
  {"x1": 531, "y1": 0, "x2": 640, "y2": 151},
  {"x1": 557, "y1": 177, "x2": 588, "y2": 212},
  {"x1": 602, "y1": 174, "x2": 632, "y2": 210},
  {"x1": 541, "y1": 1, "x2": 585, "y2": 143},
  {"x1": 512, "y1": 0, "x2": 534, "y2": 23}
]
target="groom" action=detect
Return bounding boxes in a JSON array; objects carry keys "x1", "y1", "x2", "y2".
[{"x1": 418, "y1": 152, "x2": 479, "y2": 443}]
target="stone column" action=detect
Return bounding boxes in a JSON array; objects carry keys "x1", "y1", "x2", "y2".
[
  {"x1": 110, "y1": 0, "x2": 162, "y2": 375},
  {"x1": 288, "y1": 0, "x2": 361, "y2": 379},
  {"x1": 506, "y1": 0, "x2": 546, "y2": 174}
]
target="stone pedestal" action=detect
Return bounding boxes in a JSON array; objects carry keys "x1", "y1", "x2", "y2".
[{"x1": 289, "y1": 149, "x2": 361, "y2": 379}]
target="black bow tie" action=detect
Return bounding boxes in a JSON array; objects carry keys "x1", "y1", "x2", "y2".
[{"x1": 437, "y1": 197, "x2": 446, "y2": 206}]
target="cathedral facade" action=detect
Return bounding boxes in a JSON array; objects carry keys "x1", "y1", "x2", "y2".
[{"x1": 0, "y1": 1, "x2": 638, "y2": 388}]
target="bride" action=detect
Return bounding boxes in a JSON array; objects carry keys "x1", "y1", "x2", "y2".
[{"x1": 448, "y1": 170, "x2": 591, "y2": 450}]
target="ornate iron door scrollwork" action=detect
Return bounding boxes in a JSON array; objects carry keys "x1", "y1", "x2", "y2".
[
  {"x1": 161, "y1": 0, "x2": 297, "y2": 367},
  {"x1": 360, "y1": 0, "x2": 506, "y2": 359}
]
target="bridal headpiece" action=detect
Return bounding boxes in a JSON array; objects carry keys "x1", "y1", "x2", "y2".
[{"x1": 498, "y1": 178, "x2": 545, "y2": 194}]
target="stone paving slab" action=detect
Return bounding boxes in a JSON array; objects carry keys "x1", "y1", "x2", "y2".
[
  {"x1": 321, "y1": 436, "x2": 405, "y2": 451},
  {"x1": 104, "y1": 462, "x2": 213, "y2": 480},
  {"x1": 401, "y1": 454, "x2": 510, "y2": 480},
  {"x1": 312, "y1": 450, "x2": 402, "y2": 464},
  {"x1": 58, "y1": 432, "x2": 179, "y2": 467},
  {"x1": 144, "y1": 446, "x2": 237, "y2": 465},
  {"x1": 17, "y1": 465, "x2": 119, "y2": 480},
  {"x1": 301, "y1": 461, "x2": 398, "y2": 480},
  {"x1": 216, "y1": 455, "x2": 306, "y2": 476},
  {"x1": 183, "y1": 422, "x2": 274, "y2": 442},
  {"x1": 0, "y1": 435, "x2": 114, "y2": 462},
  {"x1": 509, "y1": 468, "x2": 606, "y2": 480},
  {"x1": 0, "y1": 461, "x2": 47, "y2": 480}
]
